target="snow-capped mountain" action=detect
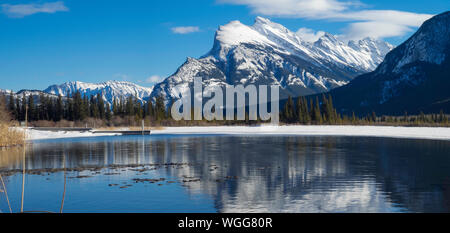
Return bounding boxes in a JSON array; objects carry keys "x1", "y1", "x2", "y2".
[
  {"x1": 150, "y1": 16, "x2": 393, "y2": 104},
  {"x1": 44, "y1": 80, "x2": 154, "y2": 106},
  {"x1": 1, "y1": 89, "x2": 63, "y2": 105},
  {"x1": 330, "y1": 11, "x2": 450, "y2": 115},
  {"x1": 0, "y1": 89, "x2": 12, "y2": 95}
]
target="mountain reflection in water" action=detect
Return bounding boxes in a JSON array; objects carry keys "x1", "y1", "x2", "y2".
[{"x1": 0, "y1": 135, "x2": 449, "y2": 213}]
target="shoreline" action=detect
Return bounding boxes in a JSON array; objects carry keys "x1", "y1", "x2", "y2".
[{"x1": 24, "y1": 125, "x2": 450, "y2": 141}]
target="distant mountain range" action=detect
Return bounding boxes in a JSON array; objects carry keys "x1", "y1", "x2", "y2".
[
  {"x1": 329, "y1": 11, "x2": 450, "y2": 115},
  {"x1": 44, "y1": 80, "x2": 153, "y2": 106},
  {"x1": 2, "y1": 81, "x2": 153, "y2": 107}
]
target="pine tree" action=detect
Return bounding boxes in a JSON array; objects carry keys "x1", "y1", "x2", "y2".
[
  {"x1": 0, "y1": 94, "x2": 10, "y2": 122},
  {"x1": 112, "y1": 99, "x2": 118, "y2": 116},
  {"x1": 282, "y1": 96, "x2": 294, "y2": 123},
  {"x1": 419, "y1": 111, "x2": 425, "y2": 123},
  {"x1": 82, "y1": 95, "x2": 89, "y2": 120},
  {"x1": 328, "y1": 95, "x2": 336, "y2": 124},
  {"x1": 126, "y1": 96, "x2": 134, "y2": 116},
  {"x1": 105, "y1": 103, "x2": 112, "y2": 121},
  {"x1": 320, "y1": 94, "x2": 329, "y2": 123},
  {"x1": 439, "y1": 110, "x2": 445, "y2": 123},
  {"x1": 351, "y1": 112, "x2": 357, "y2": 124},
  {"x1": 313, "y1": 97, "x2": 322, "y2": 124},
  {"x1": 55, "y1": 94, "x2": 63, "y2": 122},
  {"x1": 371, "y1": 111, "x2": 377, "y2": 123},
  {"x1": 97, "y1": 93, "x2": 105, "y2": 119},
  {"x1": 303, "y1": 97, "x2": 310, "y2": 124},
  {"x1": 155, "y1": 95, "x2": 166, "y2": 121},
  {"x1": 73, "y1": 91, "x2": 85, "y2": 121},
  {"x1": 296, "y1": 97, "x2": 303, "y2": 124},
  {"x1": 16, "y1": 98, "x2": 22, "y2": 121},
  {"x1": 28, "y1": 94, "x2": 35, "y2": 122},
  {"x1": 8, "y1": 93, "x2": 15, "y2": 117},
  {"x1": 309, "y1": 98, "x2": 314, "y2": 123},
  {"x1": 403, "y1": 111, "x2": 408, "y2": 123},
  {"x1": 147, "y1": 100, "x2": 154, "y2": 119},
  {"x1": 133, "y1": 97, "x2": 142, "y2": 120}
]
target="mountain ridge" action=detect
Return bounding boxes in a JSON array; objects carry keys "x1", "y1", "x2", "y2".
[
  {"x1": 329, "y1": 11, "x2": 450, "y2": 115},
  {"x1": 149, "y1": 16, "x2": 393, "y2": 104},
  {"x1": 44, "y1": 80, "x2": 154, "y2": 106}
]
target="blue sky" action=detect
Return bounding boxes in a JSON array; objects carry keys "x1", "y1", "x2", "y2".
[{"x1": 0, "y1": 0, "x2": 448, "y2": 91}]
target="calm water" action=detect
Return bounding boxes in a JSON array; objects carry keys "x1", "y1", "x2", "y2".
[{"x1": 0, "y1": 135, "x2": 449, "y2": 213}]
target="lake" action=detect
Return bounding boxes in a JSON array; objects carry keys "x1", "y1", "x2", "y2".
[{"x1": 0, "y1": 134, "x2": 449, "y2": 213}]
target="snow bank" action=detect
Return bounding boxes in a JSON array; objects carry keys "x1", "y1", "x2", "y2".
[
  {"x1": 152, "y1": 125, "x2": 450, "y2": 141},
  {"x1": 23, "y1": 126, "x2": 450, "y2": 141},
  {"x1": 24, "y1": 129, "x2": 119, "y2": 141}
]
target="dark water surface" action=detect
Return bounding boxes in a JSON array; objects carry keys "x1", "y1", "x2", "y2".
[{"x1": 0, "y1": 135, "x2": 449, "y2": 213}]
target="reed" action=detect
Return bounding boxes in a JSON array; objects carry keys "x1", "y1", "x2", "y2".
[{"x1": 0, "y1": 123, "x2": 25, "y2": 148}]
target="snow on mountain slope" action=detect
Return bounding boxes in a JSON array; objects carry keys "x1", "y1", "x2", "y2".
[
  {"x1": 150, "y1": 17, "x2": 393, "y2": 104},
  {"x1": 330, "y1": 11, "x2": 450, "y2": 115},
  {"x1": 44, "y1": 80, "x2": 154, "y2": 106},
  {"x1": 1, "y1": 89, "x2": 63, "y2": 105}
]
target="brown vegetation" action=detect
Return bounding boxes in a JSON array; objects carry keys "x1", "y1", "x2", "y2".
[{"x1": 0, "y1": 95, "x2": 24, "y2": 147}]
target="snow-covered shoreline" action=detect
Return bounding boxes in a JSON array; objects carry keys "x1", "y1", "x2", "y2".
[
  {"x1": 24, "y1": 125, "x2": 450, "y2": 141},
  {"x1": 24, "y1": 129, "x2": 120, "y2": 141}
]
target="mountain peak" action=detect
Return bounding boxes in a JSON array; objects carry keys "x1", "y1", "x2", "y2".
[
  {"x1": 155, "y1": 17, "x2": 395, "y2": 105},
  {"x1": 254, "y1": 16, "x2": 272, "y2": 24},
  {"x1": 377, "y1": 11, "x2": 450, "y2": 73},
  {"x1": 330, "y1": 11, "x2": 450, "y2": 115},
  {"x1": 214, "y1": 19, "x2": 274, "y2": 47},
  {"x1": 317, "y1": 32, "x2": 341, "y2": 44}
]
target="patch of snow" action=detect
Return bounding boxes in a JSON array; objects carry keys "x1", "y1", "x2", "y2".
[
  {"x1": 151, "y1": 126, "x2": 450, "y2": 141},
  {"x1": 22, "y1": 126, "x2": 450, "y2": 141},
  {"x1": 23, "y1": 128, "x2": 120, "y2": 140}
]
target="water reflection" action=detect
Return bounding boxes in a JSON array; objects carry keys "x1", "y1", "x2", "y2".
[{"x1": 1, "y1": 135, "x2": 450, "y2": 213}]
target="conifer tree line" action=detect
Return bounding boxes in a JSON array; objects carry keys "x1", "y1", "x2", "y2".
[
  {"x1": 281, "y1": 94, "x2": 449, "y2": 125},
  {"x1": 6, "y1": 92, "x2": 169, "y2": 124},
  {"x1": 3, "y1": 92, "x2": 449, "y2": 126},
  {"x1": 281, "y1": 94, "x2": 340, "y2": 124}
]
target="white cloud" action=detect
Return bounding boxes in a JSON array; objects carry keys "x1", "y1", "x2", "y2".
[
  {"x1": 145, "y1": 75, "x2": 164, "y2": 84},
  {"x1": 1, "y1": 1, "x2": 69, "y2": 18},
  {"x1": 340, "y1": 21, "x2": 412, "y2": 41},
  {"x1": 296, "y1": 28, "x2": 326, "y2": 42},
  {"x1": 171, "y1": 26, "x2": 200, "y2": 34},
  {"x1": 218, "y1": 0, "x2": 434, "y2": 41}
]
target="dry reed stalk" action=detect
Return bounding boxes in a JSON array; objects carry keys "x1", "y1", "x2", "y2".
[{"x1": 0, "y1": 174, "x2": 12, "y2": 213}]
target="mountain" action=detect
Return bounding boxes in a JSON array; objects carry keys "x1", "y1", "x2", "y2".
[
  {"x1": 1, "y1": 89, "x2": 62, "y2": 104},
  {"x1": 44, "y1": 80, "x2": 154, "y2": 106},
  {"x1": 149, "y1": 17, "x2": 393, "y2": 104},
  {"x1": 330, "y1": 11, "x2": 450, "y2": 115}
]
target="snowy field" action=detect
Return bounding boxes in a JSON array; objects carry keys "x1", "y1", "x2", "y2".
[
  {"x1": 24, "y1": 125, "x2": 450, "y2": 141},
  {"x1": 24, "y1": 129, "x2": 120, "y2": 140}
]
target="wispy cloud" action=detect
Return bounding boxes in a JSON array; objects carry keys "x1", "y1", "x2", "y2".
[
  {"x1": 171, "y1": 26, "x2": 200, "y2": 34},
  {"x1": 296, "y1": 27, "x2": 326, "y2": 42},
  {"x1": 145, "y1": 75, "x2": 164, "y2": 84},
  {"x1": 1, "y1": 1, "x2": 69, "y2": 18},
  {"x1": 218, "y1": 0, "x2": 434, "y2": 41}
]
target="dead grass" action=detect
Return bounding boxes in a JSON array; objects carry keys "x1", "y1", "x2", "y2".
[{"x1": 0, "y1": 123, "x2": 25, "y2": 148}]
